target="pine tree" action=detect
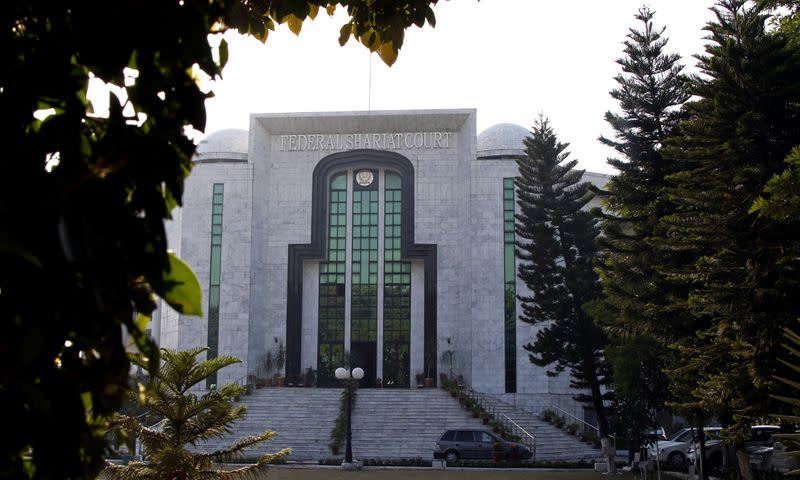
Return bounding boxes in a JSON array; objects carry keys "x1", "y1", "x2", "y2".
[
  {"x1": 103, "y1": 348, "x2": 290, "y2": 480},
  {"x1": 656, "y1": 1, "x2": 800, "y2": 477},
  {"x1": 585, "y1": 6, "x2": 690, "y2": 458},
  {"x1": 589, "y1": 6, "x2": 690, "y2": 340},
  {"x1": 515, "y1": 116, "x2": 611, "y2": 437}
]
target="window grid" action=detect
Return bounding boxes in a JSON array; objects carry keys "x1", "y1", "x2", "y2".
[
  {"x1": 383, "y1": 172, "x2": 410, "y2": 388},
  {"x1": 318, "y1": 174, "x2": 347, "y2": 385},
  {"x1": 503, "y1": 178, "x2": 517, "y2": 393},
  {"x1": 351, "y1": 188, "x2": 378, "y2": 342},
  {"x1": 206, "y1": 183, "x2": 224, "y2": 388}
]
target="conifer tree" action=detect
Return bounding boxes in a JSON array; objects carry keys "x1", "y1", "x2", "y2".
[
  {"x1": 586, "y1": 6, "x2": 690, "y2": 457},
  {"x1": 515, "y1": 116, "x2": 611, "y2": 437},
  {"x1": 656, "y1": 1, "x2": 800, "y2": 477},
  {"x1": 589, "y1": 6, "x2": 689, "y2": 339},
  {"x1": 103, "y1": 348, "x2": 289, "y2": 480}
]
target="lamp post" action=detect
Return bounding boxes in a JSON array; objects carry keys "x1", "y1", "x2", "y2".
[{"x1": 335, "y1": 366, "x2": 364, "y2": 466}]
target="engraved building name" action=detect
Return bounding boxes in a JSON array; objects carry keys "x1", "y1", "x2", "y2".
[{"x1": 279, "y1": 131, "x2": 452, "y2": 151}]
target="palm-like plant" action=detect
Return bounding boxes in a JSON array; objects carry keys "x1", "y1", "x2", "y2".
[
  {"x1": 773, "y1": 322, "x2": 800, "y2": 475},
  {"x1": 102, "y1": 347, "x2": 290, "y2": 480}
]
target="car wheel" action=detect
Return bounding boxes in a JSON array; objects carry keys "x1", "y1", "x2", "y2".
[
  {"x1": 445, "y1": 451, "x2": 459, "y2": 463},
  {"x1": 667, "y1": 451, "x2": 686, "y2": 466}
]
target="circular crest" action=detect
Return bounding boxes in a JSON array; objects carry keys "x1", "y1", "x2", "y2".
[{"x1": 356, "y1": 170, "x2": 374, "y2": 186}]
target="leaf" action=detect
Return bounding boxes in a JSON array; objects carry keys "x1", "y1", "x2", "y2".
[
  {"x1": 135, "y1": 313, "x2": 151, "y2": 333},
  {"x1": 0, "y1": 232, "x2": 42, "y2": 267},
  {"x1": 254, "y1": 26, "x2": 269, "y2": 43},
  {"x1": 771, "y1": 394, "x2": 800, "y2": 407},
  {"x1": 424, "y1": 5, "x2": 437, "y2": 27},
  {"x1": 81, "y1": 391, "x2": 93, "y2": 414},
  {"x1": 326, "y1": 4, "x2": 336, "y2": 16},
  {"x1": 218, "y1": 38, "x2": 229, "y2": 69},
  {"x1": 308, "y1": 4, "x2": 319, "y2": 20},
  {"x1": 287, "y1": 14, "x2": 302, "y2": 35},
  {"x1": 161, "y1": 252, "x2": 203, "y2": 316},
  {"x1": 338, "y1": 22, "x2": 352, "y2": 46},
  {"x1": 378, "y1": 41, "x2": 398, "y2": 66}
]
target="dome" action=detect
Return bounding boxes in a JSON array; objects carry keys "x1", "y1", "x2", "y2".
[
  {"x1": 195, "y1": 128, "x2": 249, "y2": 162},
  {"x1": 477, "y1": 123, "x2": 530, "y2": 159}
]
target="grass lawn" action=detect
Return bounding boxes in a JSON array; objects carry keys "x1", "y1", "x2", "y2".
[{"x1": 263, "y1": 465, "x2": 637, "y2": 480}]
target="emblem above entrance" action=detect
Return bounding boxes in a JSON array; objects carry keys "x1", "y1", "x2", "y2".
[{"x1": 356, "y1": 170, "x2": 374, "y2": 187}]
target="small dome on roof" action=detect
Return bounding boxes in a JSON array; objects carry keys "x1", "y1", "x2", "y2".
[
  {"x1": 477, "y1": 123, "x2": 530, "y2": 159},
  {"x1": 195, "y1": 128, "x2": 248, "y2": 162}
]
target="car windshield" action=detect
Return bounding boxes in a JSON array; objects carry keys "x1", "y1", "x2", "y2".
[{"x1": 668, "y1": 429, "x2": 692, "y2": 442}]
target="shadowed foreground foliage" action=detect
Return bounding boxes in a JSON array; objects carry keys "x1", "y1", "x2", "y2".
[{"x1": 1, "y1": 1, "x2": 441, "y2": 478}]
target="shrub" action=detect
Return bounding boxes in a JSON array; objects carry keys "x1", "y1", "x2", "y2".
[{"x1": 567, "y1": 423, "x2": 579, "y2": 435}]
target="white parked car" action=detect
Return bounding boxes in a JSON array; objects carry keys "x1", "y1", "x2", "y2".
[
  {"x1": 648, "y1": 427, "x2": 722, "y2": 466},
  {"x1": 686, "y1": 425, "x2": 779, "y2": 469}
]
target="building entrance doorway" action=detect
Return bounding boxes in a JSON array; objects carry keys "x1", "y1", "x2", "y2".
[{"x1": 350, "y1": 341, "x2": 376, "y2": 388}]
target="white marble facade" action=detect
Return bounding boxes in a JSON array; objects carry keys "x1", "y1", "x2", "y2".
[{"x1": 154, "y1": 109, "x2": 610, "y2": 417}]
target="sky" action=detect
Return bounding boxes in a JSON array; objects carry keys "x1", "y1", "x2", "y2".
[{"x1": 201, "y1": 0, "x2": 718, "y2": 175}]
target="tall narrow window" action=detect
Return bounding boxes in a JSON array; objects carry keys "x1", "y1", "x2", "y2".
[
  {"x1": 207, "y1": 183, "x2": 224, "y2": 388},
  {"x1": 350, "y1": 170, "x2": 378, "y2": 386},
  {"x1": 383, "y1": 172, "x2": 411, "y2": 387},
  {"x1": 503, "y1": 178, "x2": 517, "y2": 393},
  {"x1": 318, "y1": 174, "x2": 347, "y2": 386}
]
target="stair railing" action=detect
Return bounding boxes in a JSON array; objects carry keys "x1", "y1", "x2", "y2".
[
  {"x1": 467, "y1": 390, "x2": 537, "y2": 459},
  {"x1": 501, "y1": 413, "x2": 536, "y2": 460},
  {"x1": 549, "y1": 404, "x2": 614, "y2": 448}
]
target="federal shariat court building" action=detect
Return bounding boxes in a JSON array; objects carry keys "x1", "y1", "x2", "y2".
[{"x1": 150, "y1": 109, "x2": 610, "y2": 415}]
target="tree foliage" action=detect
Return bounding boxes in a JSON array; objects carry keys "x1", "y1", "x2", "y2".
[
  {"x1": 606, "y1": 336, "x2": 669, "y2": 456},
  {"x1": 653, "y1": 0, "x2": 800, "y2": 475},
  {"x1": 514, "y1": 116, "x2": 611, "y2": 436},
  {"x1": 0, "y1": 1, "x2": 440, "y2": 478},
  {"x1": 103, "y1": 348, "x2": 289, "y2": 480},
  {"x1": 586, "y1": 6, "x2": 689, "y2": 452},
  {"x1": 589, "y1": 6, "x2": 690, "y2": 340}
]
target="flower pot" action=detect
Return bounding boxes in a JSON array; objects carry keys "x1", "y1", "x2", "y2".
[
  {"x1": 424, "y1": 377, "x2": 434, "y2": 388},
  {"x1": 276, "y1": 376, "x2": 285, "y2": 387},
  {"x1": 492, "y1": 449, "x2": 505, "y2": 462}
]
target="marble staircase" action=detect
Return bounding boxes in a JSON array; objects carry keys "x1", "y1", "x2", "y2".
[{"x1": 195, "y1": 386, "x2": 603, "y2": 462}]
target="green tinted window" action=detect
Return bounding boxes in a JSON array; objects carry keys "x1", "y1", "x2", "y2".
[
  {"x1": 207, "y1": 183, "x2": 224, "y2": 387},
  {"x1": 383, "y1": 172, "x2": 410, "y2": 388},
  {"x1": 503, "y1": 178, "x2": 517, "y2": 393},
  {"x1": 318, "y1": 174, "x2": 347, "y2": 386}
]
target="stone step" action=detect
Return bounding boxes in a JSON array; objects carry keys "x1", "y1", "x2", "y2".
[{"x1": 195, "y1": 387, "x2": 604, "y2": 461}]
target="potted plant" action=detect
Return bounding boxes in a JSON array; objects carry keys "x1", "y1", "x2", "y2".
[
  {"x1": 508, "y1": 443, "x2": 521, "y2": 463},
  {"x1": 415, "y1": 371, "x2": 425, "y2": 388},
  {"x1": 274, "y1": 340, "x2": 286, "y2": 387},
  {"x1": 374, "y1": 377, "x2": 382, "y2": 388},
  {"x1": 423, "y1": 352, "x2": 435, "y2": 387},
  {"x1": 260, "y1": 350, "x2": 274, "y2": 387},
  {"x1": 492, "y1": 441, "x2": 506, "y2": 462},
  {"x1": 304, "y1": 367, "x2": 316, "y2": 388}
]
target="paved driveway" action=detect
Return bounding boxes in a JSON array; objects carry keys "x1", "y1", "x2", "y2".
[{"x1": 264, "y1": 466, "x2": 636, "y2": 480}]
